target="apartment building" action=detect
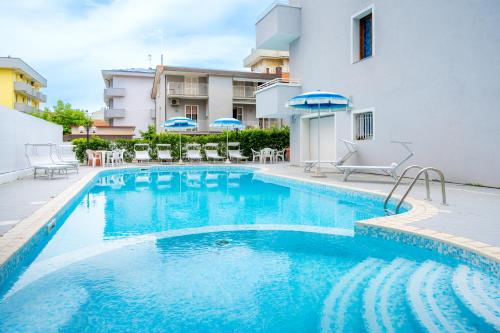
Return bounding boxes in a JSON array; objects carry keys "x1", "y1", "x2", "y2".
[
  {"x1": 0, "y1": 57, "x2": 47, "y2": 113},
  {"x1": 151, "y1": 66, "x2": 278, "y2": 132},
  {"x1": 244, "y1": 49, "x2": 289, "y2": 77},
  {"x1": 102, "y1": 68, "x2": 155, "y2": 137},
  {"x1": 254, "y1": 0, "x2": 500, "y2": 187}
]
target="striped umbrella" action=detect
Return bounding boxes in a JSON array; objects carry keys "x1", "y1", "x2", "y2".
[
  {"x1": 210, "y1": 118, "x2": 243, "y2": 163},
  {"x1": 287, "y1": 91, "x2": 350, "y2": 177},
  {"x1": 164, "y1": 117, "x2": 197, "y2": 164}
]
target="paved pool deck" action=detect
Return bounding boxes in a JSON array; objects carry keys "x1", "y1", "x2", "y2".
[{"x1": 0, "y1": 164, "x2": 499, "y2": 250}]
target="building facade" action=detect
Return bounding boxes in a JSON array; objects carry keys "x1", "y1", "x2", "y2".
[
  {"x1": 255, "y1": 0, "x2": 500, "y2": 187},
  {"x1": 0, "y1": 57, "x2": 47, "y2": 113},
  {"x1": 152, "y1": 66, "x2": 278, "y2": 132},
  {"x1": 102, "y1": 68, "x2": 155, "y2": 137},
  {"x1": 244, "y1": 49, "x2": 289, "y2": 77}
]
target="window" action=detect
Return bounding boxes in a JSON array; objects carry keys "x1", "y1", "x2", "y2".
[
  {"x1": 359, "y1": 14, "x2": 372, "y2": 59},
  {"x1": 233, "y1": 106, "x2": 243, "y2": 121},
  {"x1": 353, "y1": 111, "x2": 374, "y2": 140},
  {"x1": 185, "y1": 105, "x2": 198, "y2": 121},
  {"x1": 351, "y1": 5, "x2": 374, "y2": 63}
]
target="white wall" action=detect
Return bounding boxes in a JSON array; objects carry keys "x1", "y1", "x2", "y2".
[
  {"x1": 112, "y1": 75, "x2": 155, "y2": 136},
  {"x1": 208, "y1": 76, "x2": 233, "y2": 123},
  {"x1": 288, "y1": 0, "x2": 500, "y2": 187},
  {"x1": 0, "y1": 106, "x2": 62, "y2": 183}
]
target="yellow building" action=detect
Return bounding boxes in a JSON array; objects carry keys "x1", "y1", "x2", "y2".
[
  {"x1": 0, "y1": 57, "x2": 47, "y2": 113},
  {"x1": 243, "y1": 49, "x2": 289, "y2": 77}
]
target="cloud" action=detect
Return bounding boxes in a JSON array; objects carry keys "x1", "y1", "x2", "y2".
[{"x1": 0, "y1": 0, "x2": 267, "y2": 111}]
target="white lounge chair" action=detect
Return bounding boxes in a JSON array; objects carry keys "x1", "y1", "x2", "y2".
[
  {"x1": 186, "y1": 143, "x2": 202, "y2": 162},
  {"x1": 58, "y1": 144, "x2": 80, "y2": 167},
  {"x1": 336, "y1": 141, "x2": 414, "y2": 181},
  {"x1": 227, "y1": 142, "x2": 248, "y2": 163},
  {"x1": 204, "y1": 143, "x2": 224, "y2": 162},
  {"x1": 156, "y1": 144, "x2": 173, "y2": 163},
  {"x1": 25, "y1": 143, "x2": 70, "y2": 179},
  {"x1": 303, "y1": 139, "x2": 357, "y2": 172},
  {"x1": 50, "y1": 144, "x2": 79, "y2": 173},
  {"x1": 134, "y1": 144, "x2": 151, "y2": 163}
]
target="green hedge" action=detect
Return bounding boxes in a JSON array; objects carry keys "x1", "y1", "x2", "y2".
[{"x1": 72, "y1": 127, "x2": 289, "y2": 162}]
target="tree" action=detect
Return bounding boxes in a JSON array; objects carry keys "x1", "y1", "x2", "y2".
[{"x1": 31, "y1": 100, "x2": 91, "y2": 134}]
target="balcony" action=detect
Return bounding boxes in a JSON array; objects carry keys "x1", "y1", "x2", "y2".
[
  {"x1": 14, "y1": 102, "x2": 38, "y2": 113},
  {"x1": 104, "y1": 108, "x2": 126, "y2": 119},
  {"x1": 233, "y1": 85, "x2": 257, "y2": 104},
  {"x1": 167, "y1": 82, "x2": 208, "y2": 98},
  {"x1": 256, "y1": 1, "x2": 301, "y2": 51},
  {"x1": 255, "y1": 78, "x2": 301, "y2": 118},
  {"x1": 14, "y1": 81, "x2": 46, "y2": 102},
  {"x1": 104, "y1": 88, "x2": 126, "y2": 98}
]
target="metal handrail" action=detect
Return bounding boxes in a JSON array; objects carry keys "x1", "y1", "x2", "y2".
[{"x1": 384, "y1": 165, "x2": 447, "y2": 213}]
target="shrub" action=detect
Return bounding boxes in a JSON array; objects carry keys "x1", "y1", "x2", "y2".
[{"x1": 71, "y1": 127, "x2": 290, "y2": 162}]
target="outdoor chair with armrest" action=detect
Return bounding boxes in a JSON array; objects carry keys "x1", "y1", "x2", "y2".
[
  {"x1": 260, "y1": 148, "x2": 274, "y2": 164},
  {"x1": 251, "y1": 149, "x2": 261, "y2": 163},
  {"x1": 335, "y1": 141, "x2": 414, "y2": 181},
  {"x1": 86, "y1": 149, "x2": 102, "y2": 167}
]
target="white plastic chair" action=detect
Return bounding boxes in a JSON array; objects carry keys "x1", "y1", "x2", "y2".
[
  {"x1": 260, "y1": 148, "x2": 273, "y2": 164},
  {"x1": 251, "y1": 149, "x2": 261, "y2": 163},
  {"x1": 86, "y1": 149, "x2": 102, "y2": 168},
  {"x1": 275, "y1": 148, "x2": 286, "y2": 163}
]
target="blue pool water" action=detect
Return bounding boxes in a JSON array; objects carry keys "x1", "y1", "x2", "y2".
[{"x1": 0, "y1": 167, "x2": 498, "y2": 332}]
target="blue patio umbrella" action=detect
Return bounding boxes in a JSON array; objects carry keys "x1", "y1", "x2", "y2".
[
  {"x1": 164, "y1": 117, "x2": 197, "y2": 164},
  {"x1": 287, "y1": 91, "x2": 350, "y2": 177},
  {"x1": 210, "y1": 118, "x2": 243, "y2": 163}
]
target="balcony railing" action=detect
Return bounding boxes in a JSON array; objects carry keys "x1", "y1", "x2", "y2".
[
  {"x1": 104, "y1": 108, "x2": 126, "y2": 119},
  {"x1": 14, "y1": 102, "x2": 38, "y2": 113},
  {"x1": 14, "y1": 81, "x2": 46, "y2": 102},
  {"x1": 167, "y1": 82, "x2": 208, "y2": 97},
  {"x1": 256, "y1": 78, "x2": 301, "y2": 93},
  {"x1": 104, "y1": 88, "x2": 126, "y2": 97},
  {"x1": 233, "y1": 86, "x2": 257, "y2": 99}
]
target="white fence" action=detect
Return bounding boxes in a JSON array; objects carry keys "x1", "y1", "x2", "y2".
[{"x1": 0, "y1": 106, "x2": 63, "y2": 183}]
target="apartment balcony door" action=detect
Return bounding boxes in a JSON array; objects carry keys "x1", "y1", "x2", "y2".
[
  {"x1": 185, "y1": 77, "x2": 198, "y2": 96},
  {"x1": 233, "y1": 106, "x2": 243, "y2": 121},
  {"x1": 185, "y1": 105, "x2": 198, "y2": 121}
]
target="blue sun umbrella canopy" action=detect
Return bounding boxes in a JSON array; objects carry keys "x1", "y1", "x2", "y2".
[
  {"x1": 210, "y1": 117, "x2": 244, "y2": 130},
  {"x1": 286, "y1": 91, "x2": 350, "y2": 110},
  {"x1": 164, "y1": 117, "x2": 197, "y2": 129}
]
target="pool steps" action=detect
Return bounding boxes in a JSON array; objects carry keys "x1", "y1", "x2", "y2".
[{"x1": 321, "y1": 258, "x2": 499, "y2": 333}]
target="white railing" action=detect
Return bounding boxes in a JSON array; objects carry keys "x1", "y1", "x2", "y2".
[
  {"x1": 233, "y1": 86, "x2": 257, "y2": 99},
  {"x1": 256, "y1": 78, "x2": 301, "y2": 92},
  {"x1": 167, "y1": 82, "x2": 208, "y2": 97}
]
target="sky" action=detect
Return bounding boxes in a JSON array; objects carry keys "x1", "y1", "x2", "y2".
[{"x1": 0, "y1": 0, "x2": 272, "y2": 112}]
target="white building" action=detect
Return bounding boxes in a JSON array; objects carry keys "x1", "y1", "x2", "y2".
[
  {"x1": 152, "y1": 66, "x2": 279, "y2": 132},
  {"x1": 254, "y1": 0, "x2": 500, "y2": 187},
  {"x1": 102, "y1": 68, "x2": 155, "y2": 137}
]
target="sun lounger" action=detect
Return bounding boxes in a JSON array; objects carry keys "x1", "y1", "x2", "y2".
[
  {"x1": 50, "y1": 144, "x2": 79, "y2": 173},
  {"x1": 303, "y1": 139, "x2": 357, "y2": 172},
  {"x1": 227, "y1": 142, "x2": 248, "y2": 163},
  {"x1": 25, "y1": 143, "x2": 70, "y2": 179},
  {"x1": 156, "y1": 144, "x2": 173, "y2": 163},
  {"x1": 186, "y1": 143, "x2": 202, "y2": 162},
  {"x1": 204, "y1": 143, "x2": 224, "y2": 162},
  {"x1": 134, "y1": 144, "x2": 151, "y2": 163},
  {"x1": 335, "y1": 141, "x2": 414, "y2": 181}
]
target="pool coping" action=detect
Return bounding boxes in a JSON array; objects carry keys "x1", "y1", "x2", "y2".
[{"x1": 0, "y1": 164, "x2": 499, "y2": 276}]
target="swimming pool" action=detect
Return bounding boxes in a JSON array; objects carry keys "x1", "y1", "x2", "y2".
[{"x1": 0, "y1": 167, "x2": 498, "y2": 332}]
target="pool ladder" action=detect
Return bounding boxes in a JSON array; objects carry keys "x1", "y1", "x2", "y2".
[{"x1": 384, "y1": 165, "x2": 447, "y2": 213}]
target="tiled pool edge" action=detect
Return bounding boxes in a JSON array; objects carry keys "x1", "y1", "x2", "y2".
[
  {"x1": 1, "y1": 165, "x2": 499, "y2": 282},
  {"x1": 257, "y1": 168, "x2": 500, "y2": 275}
]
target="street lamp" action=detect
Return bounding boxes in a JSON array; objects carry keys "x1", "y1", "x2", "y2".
[{"x1": 78, "y1": 110, "x2": 97, "y2": 143}]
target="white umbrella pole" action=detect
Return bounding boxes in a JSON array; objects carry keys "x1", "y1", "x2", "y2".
[
  {"x1": 312, "y1": 104, "x2": 325, "y2": 178},
  {"x1": 178, "y1": 132, "x2": 183, "y2": 164},
  {"x1": 225, "y1": 130, "x2": 230, "y2": 164}
]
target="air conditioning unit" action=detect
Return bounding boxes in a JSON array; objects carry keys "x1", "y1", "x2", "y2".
[{"x1": 170, "y1": 98, "x2": 180, "y2": 106}]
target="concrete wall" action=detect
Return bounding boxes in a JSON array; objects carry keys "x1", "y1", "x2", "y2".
[
  {"x1": 208, "y1": 76, "x2": 233, "y2": 123},
  {"x1": 111, "y1": 76, "x2": 155, "y2": 137},
  {"x1": 287, "y1": 0, "x2": 500, "y2": 187},
  {"x1": 0, "y1": 106, "x2": 62, "y2": 183}
]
